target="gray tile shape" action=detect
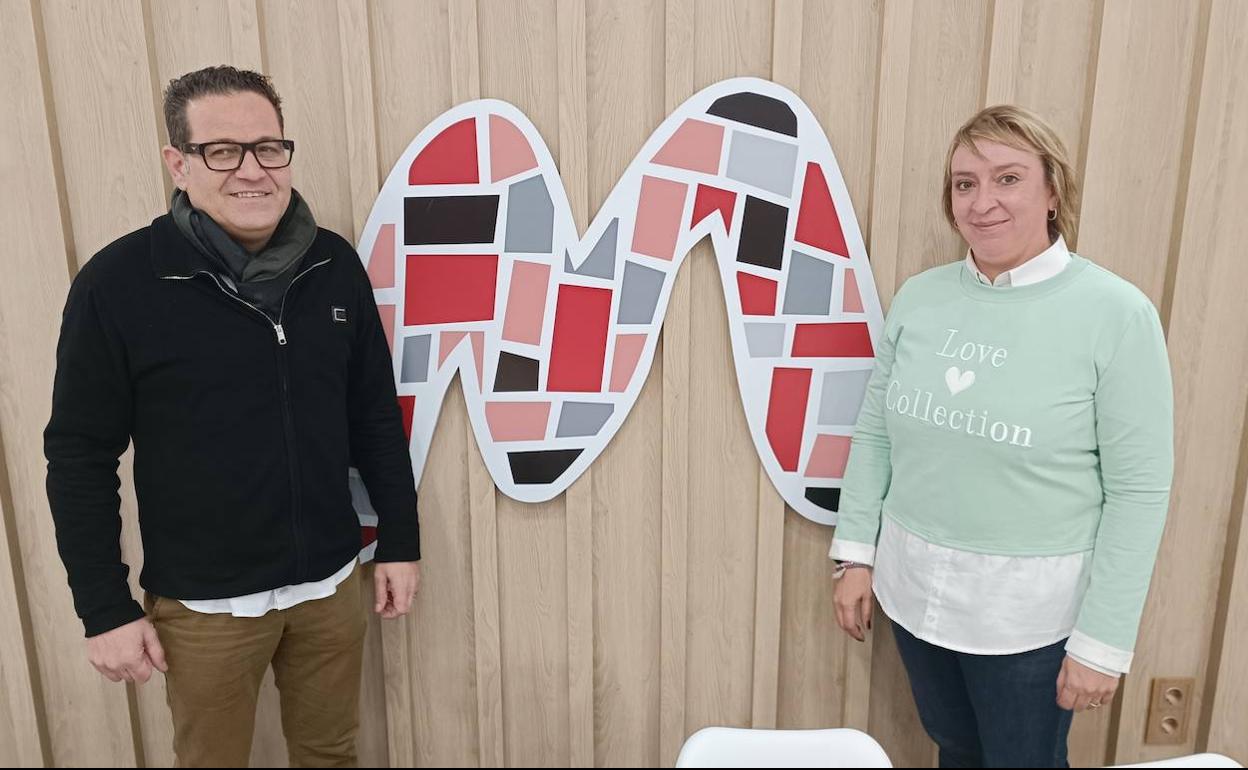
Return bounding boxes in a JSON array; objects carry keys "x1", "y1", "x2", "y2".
[
  {"x1": 819, "y1": 368, "x2": 873, "y2": 425},
  {"x1": 782, "y1": 251, "x2": 836, "y2": 315},
  {"x1": 555, "y1": 401, "x2": 615, "y2": 438},
  {"x1": 745, "y1": 323, "x2": 786, "y2": 357},
  {"x1": 400, "y1": 334, "x2": 432, "y2": 383},
  {"x1": 617, "y1": 261, "x2": 666, "y2": 324},
  {"x1": 726, "y1": 131, "x2": 799, "y2": 197},
  {"x1": 505, "y1": 175, "x2": 554, "y2": 253},
  {"x1": 564, "y1": 219, "x2": 618, "y2": 280}
]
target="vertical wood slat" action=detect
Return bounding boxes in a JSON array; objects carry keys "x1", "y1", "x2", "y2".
[
  {"x1": 0, "y1": 4, "x2": 58, "y2": 763},
  {"x1": 34, "y1": 0, "x2": 169, "y2": 764},
  {"x1": 333, "y1": 2, "x2": 391, "y2": 765},
  {"x1": 976, "y1": 2, "x2": 1112, "y2": 764},
  {"x1": 1200, "y1": 15, "x2": 1248, "y2": 761},
  {"x1": 1158, "y1": 0, "x2": 1248, "y2": 766},
  {"x1": 865, "y1": 0, "x2": 912, "y2": 307},
  {"x1": 556, "y1": 0, "x2": 595, "y2": 766},
  {"x1": 1073, "y1": 2, "x2": 1209, "y2": 764},
  {"x1": 748, "y1": 0, "x2": 803, "y2": 732},
  {"x1": 337, "y1": 0, "x2": 380, "y2": 241},
  {"x1": 660, "y1": 0, "x2": 695, "y2": 763},
  {"x1": 477, "y1": 3, "x2": 570, "y2": 765},
  {"x1": 441, "y1": 3, "x2": 507, "y2": 767}
]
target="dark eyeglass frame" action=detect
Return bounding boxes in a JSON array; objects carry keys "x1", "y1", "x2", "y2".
[{"x1": 179, "y1": 139, "x2": 295, "y2": 171}]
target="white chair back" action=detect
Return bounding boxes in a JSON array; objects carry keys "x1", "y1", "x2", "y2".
[
  {"x1": 675, "y1": 727, "x2": 893, "y2": 768},
  {"x1": 1111, "y1": 753, "x2": 1242, "y2": 768}
]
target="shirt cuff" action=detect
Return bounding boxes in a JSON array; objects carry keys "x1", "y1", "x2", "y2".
[
  {"x1": 1067, "y1": 652, "x2": 1122, "y2": 678},
  {"x1": 1066, "y1": 630, "x2": 1133, "y2": 675},
  {"x1": 828, "y1": 539, "x2": 876, "y2": 566}
]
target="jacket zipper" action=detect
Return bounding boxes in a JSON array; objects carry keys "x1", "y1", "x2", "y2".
[{"x1": 160, "y1": 257, "x2": 331, "y2": 582}]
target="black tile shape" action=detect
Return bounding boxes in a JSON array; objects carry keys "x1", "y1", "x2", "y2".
[
  {"x1": 804, "y1": 487, "x2": 841, "y2": 513},
  {"x1": 509, "y1": 448, "x2": 584, "y2": 485},
  {"x1": 405, "y1": 195, "x2": 499, "y2": 245},
  {"x1": 707, "y1": 92, "x2": 798, "y2": 137},
  {"x1": 494, "y1": 351, "x2": 540, "y2": 392},
  {"x1": 737, "y1": 196, "x2": 788, "y2": 270}
]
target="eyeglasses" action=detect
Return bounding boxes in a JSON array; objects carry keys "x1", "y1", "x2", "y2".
[{"x1": 180, "y1": 140, "x2": 295, "y2": 171}]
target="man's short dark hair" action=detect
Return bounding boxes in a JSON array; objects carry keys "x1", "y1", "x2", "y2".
[{"x1": 163, "y1": 65, "x2": 284, "y2": 147}]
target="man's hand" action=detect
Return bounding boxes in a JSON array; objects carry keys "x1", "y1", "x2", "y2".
[
  {"x1": 374, "y1": 561, "x2": 421, "y2": 619},
  {"x1": 1056, "y1": 655, "x2": 1119, "y2": 712},
  {"x1": 834, "y1": 567, "x2": 874, "y2": 642},
  {"x1": 86, "y1": 617, "x2": 167, "y2": 684}
]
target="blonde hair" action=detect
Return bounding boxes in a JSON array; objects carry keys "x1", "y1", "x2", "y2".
[{"x1": 941, "y1": 105, "x2": 1080, "y2": 244}]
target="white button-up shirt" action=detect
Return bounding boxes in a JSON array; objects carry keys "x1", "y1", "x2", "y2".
[
  {"x1": 834, "y1": 237, "x2": 1130, "y2": 676},
  {"x1": 180, "y1": 557, "x2": 357, "y2": 617}
]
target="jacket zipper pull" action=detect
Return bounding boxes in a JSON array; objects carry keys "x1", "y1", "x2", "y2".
[{"x1": 275, "y1": 324, "x2": 288, "y2": 345}]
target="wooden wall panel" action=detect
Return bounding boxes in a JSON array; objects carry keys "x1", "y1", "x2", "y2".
[
  {"x1": 3, "y1": 1, "x2": 1248, "y2": 768},
  {"x1": 1133, "y1": 0, "x2": 1247, "y2": 764},
  {"x1": 0, "y1": 3, "x2": 61, "y2": 765},
  {"x1": 1077, "y1": 2, "x2": 1211, "y2": 765},
  {"x1": 32, "y1": 0, "x2": 167, "y2": 765},
  {"x1": 477, "y1": 2, "x2": 572, "y2": 766},
  {"x1": 368, "y1": 3, "x2": 483, "y2": 766},
  {"x1": 981, "y1": 2, "x2": 1111, "y2": 764},
  {"x1": 865, "y1": 2, "x2": 991, "y2": 766},
  {"x1": 583, "y1": 0, "x2": 666, "y2": 766},
  {"x1": 778, "y1": 0, "x2": 881, "y2": 735},
  {"x1": 682, "y1": 0, "x2": 773, "y2": 740}
]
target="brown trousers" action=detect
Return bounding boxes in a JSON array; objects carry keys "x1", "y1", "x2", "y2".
[{"x1": 146, "y1": 564, "x2": 368, "y2": 768}]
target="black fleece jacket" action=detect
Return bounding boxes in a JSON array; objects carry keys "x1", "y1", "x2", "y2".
[{"x1": 45, "y1": 214, "x2": 420, "y2": 636}]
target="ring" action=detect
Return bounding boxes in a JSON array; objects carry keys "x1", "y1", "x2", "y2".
[{"x1": 1089, "y1": 702, "x2": 1102, "y2": 709}]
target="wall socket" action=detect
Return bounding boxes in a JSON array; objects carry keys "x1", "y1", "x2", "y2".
[{"x1": 1144, "y1": 677, "x2": 1195, "y2": 745}]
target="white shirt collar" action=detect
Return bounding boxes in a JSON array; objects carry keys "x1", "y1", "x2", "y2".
[{"x1": 965, "y1": 236, "x2": 1072, "y2": 288}]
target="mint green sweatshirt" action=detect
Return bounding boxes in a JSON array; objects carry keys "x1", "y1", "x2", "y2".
[{"x1": 835, "y1": 255, "x2": 1173, "y2": 655}]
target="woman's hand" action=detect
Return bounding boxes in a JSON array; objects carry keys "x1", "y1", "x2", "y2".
[
  {"x1": 834, "y1": 567, "x2": 874, "y2": 642},
  {"x1": 1056, "y1": 655, "x2": 1119, "y2": 712}
]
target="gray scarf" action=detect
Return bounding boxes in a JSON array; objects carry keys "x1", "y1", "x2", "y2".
[{"x1": 170, "y1": 188, "x2": 318, "y2": 320}]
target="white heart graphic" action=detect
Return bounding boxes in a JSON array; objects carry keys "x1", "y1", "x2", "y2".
[{"x1": 945, "y1": 367, "x2": 975, "y2": 396}]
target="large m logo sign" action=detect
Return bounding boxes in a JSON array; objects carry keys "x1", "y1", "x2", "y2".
[{"x1": 354, "y1": 78, "x2": 883, "y2": 529}]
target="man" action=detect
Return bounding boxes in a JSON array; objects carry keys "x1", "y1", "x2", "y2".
[{"x1": 44, "y1": 66, "x2": 420, "y2": 767}]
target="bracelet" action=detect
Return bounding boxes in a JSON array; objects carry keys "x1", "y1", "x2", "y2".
[{"x1": 832, "y1": 560, "x2": 871, "y2": 580}]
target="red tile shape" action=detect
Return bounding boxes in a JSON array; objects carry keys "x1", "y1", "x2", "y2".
[
  {"x1": 398, "y1": 395, "x2": 416, "y2": 441},
  {"x1": 692, "y1": 184, "x2": 736, "y2": 233},
  {"x1": 548, "y1": 285, "x2": 613, "y2": 392},
  {"x1": 737, "y1": 272, "x2": 778, "y2": 315},
  {"x1": 404, "y1": 254, "x2": 498, "y2": 326},
  {"x1": 791, "y1": 322, "x2": 874, "y2": 357},
  {"x1": 795, "y1": 162, "x2": 848, "y2": 257},
  {"x1": 766, "y1": 368, "x2": 812, "y2": 472},
  {"x1": 409, "y1": 118, "x2": 479, "y2": 185}
]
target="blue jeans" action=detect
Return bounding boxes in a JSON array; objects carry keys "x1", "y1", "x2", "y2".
[{"x1": 891, "y1": 621, "x2": 1074, "y2": 768}]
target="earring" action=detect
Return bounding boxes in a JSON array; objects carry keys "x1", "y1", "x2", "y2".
[{"x1": 1048, "y1": 208, "x2": 1057, "y2": 221}]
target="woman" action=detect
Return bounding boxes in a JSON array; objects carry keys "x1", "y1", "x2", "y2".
[{"x1": 830, "y1": 105, "x2": 1173, "y2": 768}]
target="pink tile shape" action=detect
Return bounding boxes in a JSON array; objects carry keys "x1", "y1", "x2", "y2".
[
  {"x1": 437, "y1": 330, "x2": 485, "y2": 384},
  {"x1": 502, "y1": 260, "x2": 550, "y2": 345},
  {"x1": 631, "y1": 176, "x2": 687, "y2": 261},
  {"x1": 651, "y1": 119, "x2": 724, "y2": 174},
  {"x1": 485, "y1": 401, "x2": 551, "y2": 442},
  {"x1": 806, "y1": 434, "x2": 852, "y2": 479},
  {"x1": 377, "y1": 304, "x2": 395, "y2": 352},
  {"x1": 609, "y1": 334, "x2": 648, "y2": 392},
  {"x1": 843, "y1": 268, "x2": 864, "y2": 313},
  {"x1": 490, "y1": 114, "x2": 538, "y2": 182},
  {"x1": 469, "y1": 331, "x2": 485, "y2": 384},
  {"x1": 438, "y1": 330, "x2": 466, "y2": 368},
  {"x1": 367, "y1": 223, "x2": 395, "y2": 289}
]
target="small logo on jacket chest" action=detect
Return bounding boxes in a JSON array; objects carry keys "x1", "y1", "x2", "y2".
[{"x1": 332, "y1": 307, "x2": 348, "y2": 324}]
